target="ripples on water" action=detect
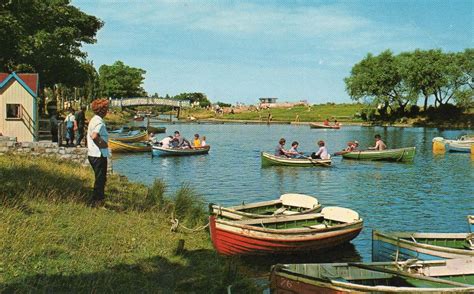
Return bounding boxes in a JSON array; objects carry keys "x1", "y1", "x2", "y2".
[{"x1": 113, "y1": 124, "x2": 474, "y2": 261}]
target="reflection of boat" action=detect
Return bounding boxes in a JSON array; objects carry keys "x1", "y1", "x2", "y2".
[
  {"x1": 372, "y1": 229, "x2": 474, "y2": 261},
  {"x1": 210, "y1": 193, "x2": 321, "y2": 220},
  {"x1": 109, "y1": 140, "x2": 151, "y2": 153},
  {"x1": 151, "y1": 145, "x2": 210, "y2": 157},
  {"x1": 112, "y1": 131, "x2": 148, "y2": 143},
  {"x1": 310, "y1": 123, "x2": 340, "y2": 129},
  {"x1": 209, "y1": 206, "x2": 363, "y2": 256},
  {"x1": 270, "y1": 258, "x2": 474, "y2": 293},
  {"x1": 261, "y1": 152, "x2": 331, "y2": 167},
  {"x1": 341, "y1": 147, "x2": 416, "y2": 162}
]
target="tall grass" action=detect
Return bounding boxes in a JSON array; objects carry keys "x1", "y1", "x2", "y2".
[{"x1": 0, "y1": 155, "x2": 262, "y2": 292}]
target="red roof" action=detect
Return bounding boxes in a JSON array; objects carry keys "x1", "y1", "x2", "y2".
[{"x1": 0, "y1": 72, "x2": 38, "y2": 96}]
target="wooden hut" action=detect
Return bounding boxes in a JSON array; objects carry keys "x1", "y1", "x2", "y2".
[{"x1": 0, "y1": 72, "x2": 39, "y2": 141}]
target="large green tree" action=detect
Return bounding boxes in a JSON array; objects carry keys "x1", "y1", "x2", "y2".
[
  {"x1": 99, "y1": 61, "x2": 147, "y2": 98},
  {"x1": 0, "y1": 0, "x2": 103, "y2": 88},
  {"x1": 173, "y1": 92, "x2": 211, "y2": 107}
]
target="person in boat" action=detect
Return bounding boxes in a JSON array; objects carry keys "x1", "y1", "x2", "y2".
[
  {"x1": 158, "y1": 135, "x2": 173, "y2": 148},
  {"x1": 369, "y1": 134, "x2": 387, "y2": 150},
  {"x1": 193, "y1": 134, "x2": 201, "y2": 148},
  {"x1": 323, "y1": 118, "x2": 330, "y2": 126},
  {"x1": 345, "y1": 141, "x2": 359, "y2": 152},
  {"x1": 334, "y1": 119, "x2": 340, "y2": 126},
  {"x1": 171, "y1": 131, "x2": 192, "y2": 149},
  {"x1": 201, "y1": 136, "x2": 207, "y2": 147},
  {"x1": 275, "y1": 138, "x2": 291, "y2": 157},
  {"x1": 311, "y1": 140, "x2": 330, "y2": 159},
  {"x1": 288, "y1": 141, "x2": 304, "y2": 158}
]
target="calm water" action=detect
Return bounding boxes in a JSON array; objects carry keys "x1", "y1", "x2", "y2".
[{"x1": 113, "y1": 123, "x2": 474, "y2": 261}]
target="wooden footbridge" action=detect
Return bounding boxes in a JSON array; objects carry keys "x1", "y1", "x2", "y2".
[{"x1": 110, "y1": 97, "x2": 190, "y2": 109}]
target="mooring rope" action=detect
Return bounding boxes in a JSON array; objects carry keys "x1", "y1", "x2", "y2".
[{"x1": 170, "y1": 218, "x2": 209, "y2": 232}]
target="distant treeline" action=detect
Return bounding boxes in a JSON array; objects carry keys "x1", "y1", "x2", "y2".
[{"x1": 345, "y1": 49, "x2": 473, "y2": 121}]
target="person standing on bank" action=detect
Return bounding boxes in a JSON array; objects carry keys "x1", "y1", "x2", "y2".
[
  {"x1": 64, "y1": 108, "x2": 76, "y2": 146},
  {"x1": 75, "y1": 105, "x2": 86, "y2": 146},
  {"x1": 87, "y1": 99, "x2": 110, "y2": 206}
]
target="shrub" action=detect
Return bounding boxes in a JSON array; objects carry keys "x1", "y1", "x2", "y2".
[{"x1": 409, "y1": 105, "x2": 420, "y2": 116}]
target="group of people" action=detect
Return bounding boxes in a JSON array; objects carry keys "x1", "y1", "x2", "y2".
[
  {"x1": 151, "y1": 131, "x2": 207, "y2": 149},
  {"x1": 50, "y1": 106, "x2": 87, "y2": 147},
  {"x1": 275, "y1": 138, "x2": 330, "y2": 160},
  {"x1": 323, "y1": 118, "x2": 340, "y2": 127},
  {"x1": 275, "y1": 134, "x2": 388, "y2": 160}
]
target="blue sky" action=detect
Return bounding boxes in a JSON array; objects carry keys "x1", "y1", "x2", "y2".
[{"x1": 73, "y1": 0, "x2": 473, "y2": 104}]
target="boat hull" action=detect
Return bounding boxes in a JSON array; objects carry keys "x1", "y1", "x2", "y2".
[
  {"x1": 309, "y1": 123, "x2": 340, "y2": 129},
  {"x1": 209, "y1": 215, "x2": 363, "y2": 256},
  {"x1": 112, "y1": 131, "x2": 148, "y2": 143},
  {"x1": 109, "y1": 140, "x2": 151, "y2": 153},
  {"x1": 372, "y1": 230, "x2": 474, "y2": 261},
  {"x1": 342, "y1": 147, "x2": 416, "y2": 162},
  {"x1": 152, "y1": 145, "x2": 210, "y2": 156},
  {"x1": 447, "y1": 142, "x2": 472, "y2": 153},
  {"x1": 261, "y1": 152, "x2": 331, "y2": 167}
]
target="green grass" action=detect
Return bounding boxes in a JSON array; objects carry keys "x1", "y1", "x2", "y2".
[
  {"x1": 0, "y1": 155, "x2": 261, "y2": 293},
  {"x1": 184, "y1": 103, "x2": 364, "y2": 122}
]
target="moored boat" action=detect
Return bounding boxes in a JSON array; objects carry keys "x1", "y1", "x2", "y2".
[
  {"x1": 109, "y1": 140, "x2": 151, "y2": 153},
  {"x1": 209, "y1": 206, "x2": 363, "y2": 256},
  {"x1": 310, "y1": 123, "x2": 340, "y2": 129},
  {"x1": 372, "y1": 230, "x2": 474, "y2": 261},
  {"x1": 261, "y1": 152, "x2": 331, "y2": 167},
  {"x1": 341, "y1": 147, "x2": 416, "y2": 162},
  {"x1": 270, "y1": 258, "x2": 474, "y2": 293},
  {"x1": 112, "y1": 131, "x2": 148, "y2": 143},
  {"x1": 210, "y1": 193, "x2": 321, "y2": 220},
  {"x1": 151, "y1": 145, "x2": 210, "y2": 157},
  {"x1": 447, "y1": 141, "x2": 472, "y2": 153}
]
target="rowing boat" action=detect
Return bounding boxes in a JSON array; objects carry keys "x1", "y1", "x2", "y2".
[
  {"x1": 261, "y1": 152, "x2": 331, "y2": 167},
  {"x1": 341, "y1": 147, "x2": 416, "y2": 162},
  {"x1": 109, "y1": 140, "x2": 151, "y2": 153},
  {"x1": 447, "y1": 141, "x2": 472, "y2": 153},
  {"x1": 210, "y1": 193, "x2": 321, "y2": 220},
  {"x1": 112, "y1": 131, "x2": 148, "y2": 143},
  {"x1": 151, "y1": 145, "x2": 210, "y2": 157},
  {"x1": 270, "y1": 258, "x2": 474, "y2": 293},
  {"x1": 209, "y1": 206, "x2": 363, "y2": 256},
  {"x1": 309, "y1": 123, "x2": 340, "y2": 129},
  {"x1": 372, "y1": 229, "x2": 474, "y2": 261}
]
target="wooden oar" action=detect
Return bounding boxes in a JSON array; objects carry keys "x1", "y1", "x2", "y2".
[{"x1": 301, "y1": 156, "x2": 331, "y2": 167}]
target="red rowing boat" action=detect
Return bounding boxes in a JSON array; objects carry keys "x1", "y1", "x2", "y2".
[{"x1": 209, "y1": 206, "x2": 363, "y2": 256}]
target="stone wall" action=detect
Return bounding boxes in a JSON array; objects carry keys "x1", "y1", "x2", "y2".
[{"x1": 0, "y1": 136, "x2": 89, "y2": 165}]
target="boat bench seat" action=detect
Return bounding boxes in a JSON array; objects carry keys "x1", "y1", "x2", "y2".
[{"x1": 308, "y1": 224, "x2": 327, "y2": 229}]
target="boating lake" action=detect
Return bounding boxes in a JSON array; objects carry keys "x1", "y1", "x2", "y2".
[{"x1": 112, "y1": 123, "x2": 473, "y2": 262}]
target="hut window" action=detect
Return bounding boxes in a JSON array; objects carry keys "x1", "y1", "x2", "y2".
[{"x1": 6, "y1": 104, "x2": 21, "y2": 119}]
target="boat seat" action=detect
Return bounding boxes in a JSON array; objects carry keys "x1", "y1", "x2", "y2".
[
  {"x1": 273, "y1": 207, "x2": 287, "y2": 215},
  {"x1": 321, "y1": 207, "x2": 360, "y2": 223},
  {"x1": 280, "y1": 193, "x2": 319, "y2": 209},
  {"x1": 308, "y1": 224, "x2": 327, "y2": 229},
  {"x1": 282, "y1": 211, "x2": 300, "y2": 215}
]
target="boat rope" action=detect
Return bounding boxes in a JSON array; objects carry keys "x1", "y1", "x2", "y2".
[
  {"x1": 398, "y1": 149, "x2": 405, "y2": 162},
  {"x1": 170, "y1": 217, "x2": 209, "y2": 232}
]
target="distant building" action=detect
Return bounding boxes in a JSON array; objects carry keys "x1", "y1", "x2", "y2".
[
  {"x1": 0, "y1": 72, "x2": 39, "y2": 141},
  {"x1": 259, "y1": 97, "x2": 278, "y2": 104}
]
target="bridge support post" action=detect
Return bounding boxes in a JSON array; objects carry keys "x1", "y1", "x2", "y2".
[{"x1": 176, "y1": 107, "x2": 181, "y2": 119}]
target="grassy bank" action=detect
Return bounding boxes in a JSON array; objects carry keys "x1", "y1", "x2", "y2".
[{"x1": 0, "y1": 155, "x2": 260, "y2": 293}]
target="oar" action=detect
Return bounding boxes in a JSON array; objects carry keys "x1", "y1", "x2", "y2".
[{"x1": 301, "y1": 156, "x2": 331, "y2": 167}]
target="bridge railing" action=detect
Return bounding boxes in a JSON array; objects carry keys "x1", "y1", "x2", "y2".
[{"x1": 110, "y1": 97, "x2": 190, "y2": 108}]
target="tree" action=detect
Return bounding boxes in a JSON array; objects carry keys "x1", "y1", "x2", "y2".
[
  {"x1": 174, "y1": 92, "x2": 211, "y2": 108},
  {"x1": 99, "y1": 61, "x2": 147, "y2": 98},
  {"x1": 0, "y1": 0, "x2": 103, "y2": 88}
]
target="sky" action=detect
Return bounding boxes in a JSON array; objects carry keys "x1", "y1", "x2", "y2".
[{"x1": 73, "y1": 0, "x2": 473, "y2": 104}]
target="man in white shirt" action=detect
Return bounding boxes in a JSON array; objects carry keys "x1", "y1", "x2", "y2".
[
  {"x1": 159, "y1": 136, "x2": 173, "y2": 148},
  {"x1": 87, "y1": 99, "x2": 110, "y2": 205}
]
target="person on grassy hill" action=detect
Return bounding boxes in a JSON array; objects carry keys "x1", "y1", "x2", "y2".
[
  {"x1": 311, "y1": 140, "x2": 330, "y2": 159},
  {"x1": 193, "y1": 134, "x2": 201, "y2": 147},
  {"x1": 201, "y1": 136, "x2": 207, "y2": 147},
  {"x1": 369, "y1": 134, "x2": 387, "y2": 151},
  {"x1": 87, "y1": 99, "x2": 110, "y2": 206},
  {"x1": 275, "y1": 138, "x2": 291, "y2": 157},
  {"x1": 75, "y1": 106, "x2": 87, "y2": 147},
  {"x1": 64, "y1": 108, "x2": 76, "y2": 146}
]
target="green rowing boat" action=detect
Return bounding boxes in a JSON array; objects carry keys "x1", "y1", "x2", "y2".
[
  {"x1": 341, "y1": 147, "x2": 416, "y2": 162},
  {"x1": 261, "y1": 152, "x2": 331, "y2": 167}
]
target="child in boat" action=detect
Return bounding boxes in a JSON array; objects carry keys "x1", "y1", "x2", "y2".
[
  {"x1": 345, "y1": 141, "x2": 359, "y2": 151},
  {"x1": 201, "y1": 136, "x2": 207, "y2": 147},
  {"x1": 275, "y1": 138, "x2": 291, "y2": 157},
  {"x1": 323, "y1": 118, "x2": 330, "y2": 126},
  {"x1": 369, "y1": 134, "x2": 387, "y2": 150},
  {"x1": 334, "y1": 119, "x2": 340, "y2": 126},
  {"x1": 193, "y1": 134, "x2": 201, "y2": 148},
  {"x1": 288, "y1": 141, "x2": 304, "y2": 158},
  {"x1": 311, "y1": 140, "x2": 330, "y2": 159}
]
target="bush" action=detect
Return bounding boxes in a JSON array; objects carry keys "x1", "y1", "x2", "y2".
[
  {"x1": 173, "y1": 184, "x2": 207, "y2": 227},
  {"x1": 409, "y1": 105, "x2": 420, "y2": 116}
]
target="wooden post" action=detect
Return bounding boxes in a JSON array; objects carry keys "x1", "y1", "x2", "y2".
[
  {"x1": 176, "y1": 107, "x2": 181, "y2": 119},
  {"x1": 174, "y1": 239, "x2": 185, "y2": 255}
]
